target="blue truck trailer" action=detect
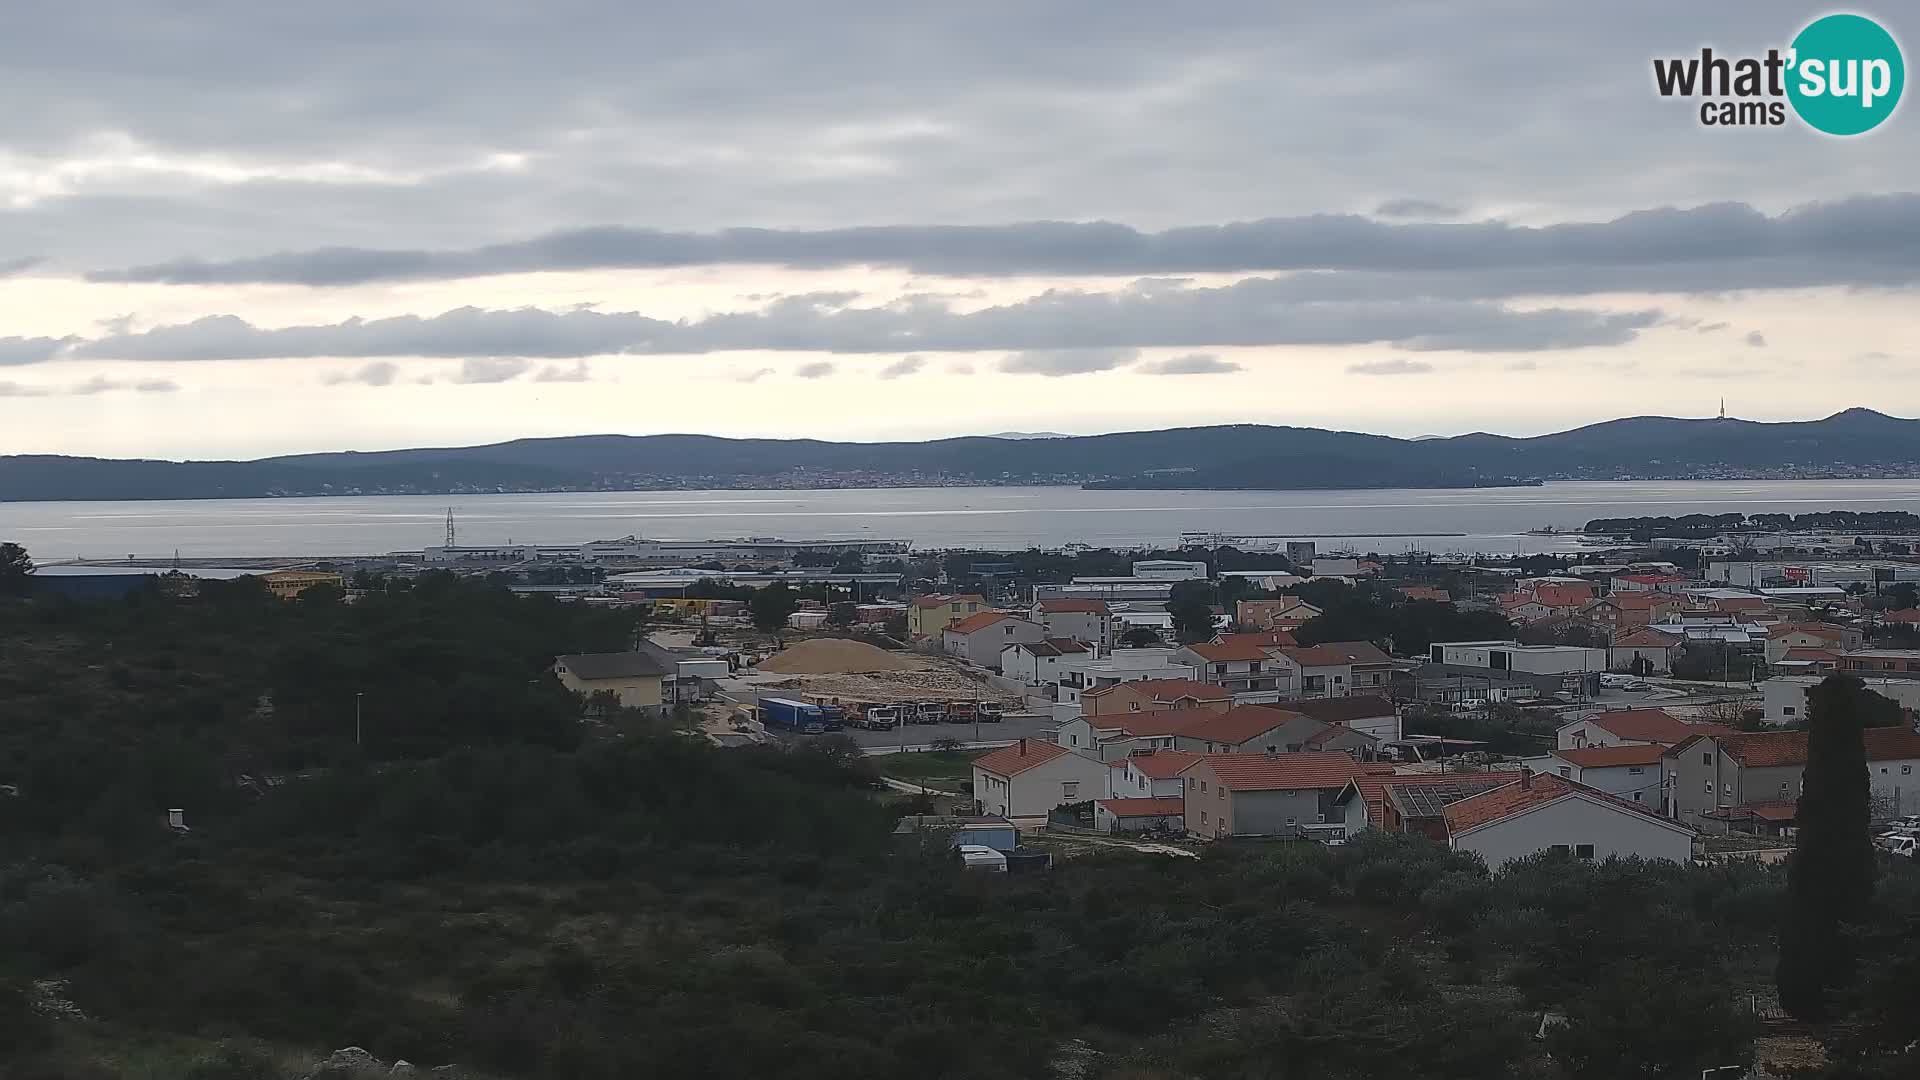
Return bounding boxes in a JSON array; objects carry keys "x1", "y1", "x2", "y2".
[{"x1": 757, "y1": 696, "x2": 841, "y2": 734}]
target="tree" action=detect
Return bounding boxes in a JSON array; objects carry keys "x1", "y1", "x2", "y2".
[
  {"x1": 1777, "y1": 674, "x2": 1878, "y2": 1021},
  {"x1": 1546, "y1": 960, "x2": 1753, "y2": 1079},
  {"x1": 1119, "y1": 626, "x2": 1163, "y2": 647},
  {"x1": 826, "y1": 602, "x2": 858, "y2": 628},
  {"x1": 749, "y1": 582, "x2": 799, "y2": 634},
  {"x1": 0, "y1": 542, "x2": 31, "y2": 597},
  {"x1": 1167, "y1": 580, "x2": 1216, "y2": 644}
]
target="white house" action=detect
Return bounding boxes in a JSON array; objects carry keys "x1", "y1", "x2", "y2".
[
  {"x1": 1607, "y1": 628, "x2": 1685, "y2": 675},
  {"x1": 1526, "y1": 744, "x2": 1668, "y2": 810},
  {"x1": 1054, "y1": 649, "x2": 1198, "y2": 705},
  {"x1": 1031, "y1": 599, "x2": 1114, "y2": 650},
  {"x1": 942, "y1": 612, "x2": 1046, "y2": 670},
  {"x1": 1441, "y1": 772, "x2": 1696, "y2": 866},
  {"x1": 971, "y1": 738, "x2": 1115, "y2": 818},
  {"x1": 1556, "y1": 708, "x2": 1730, "y2": 750},
  {"x1": 999, "y1": 638, "x2": 1092, "y2": 686},
  {"x1": 1107, "y1": 748, "x2": 1203, "y2": 799},
  {"x1": 1762, "y1": 674, "x2": 1920, "y2": 725}
]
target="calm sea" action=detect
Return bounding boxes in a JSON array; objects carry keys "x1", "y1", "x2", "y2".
[{"x1": 5, "y1": 479, "x2": 1920, "y2": 562}]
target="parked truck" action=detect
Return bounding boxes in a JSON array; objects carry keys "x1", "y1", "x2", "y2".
[
  {"x1": 914, "y1": 701, "x2": 949, "y2": 725},
  {"x1": 758, "y1": 696, "x2": 840, "y2": 735}
]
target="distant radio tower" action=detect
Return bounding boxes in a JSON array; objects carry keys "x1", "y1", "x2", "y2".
[
  {"x1": 1718, "y1": 397, "x2": 1726, "y2": 420},
  {"x1": 445, "y1": 507, "x2": 457, "y2": 547}
]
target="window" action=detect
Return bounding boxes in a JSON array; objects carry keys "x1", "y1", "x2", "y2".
[
  {"x1": 1783, "y1": 706, "x2": 1796, "y2": 716},
  {"x1": 1633, "y1": 791, "x2": 1643, "y2": 802},
  {"x1": 1200, "y1": 780, "x2": 1208, "y2": 793},
  {"x1": 1780, "y1": 782, "x2": 1790, "y2": 796},
  {"x1": 1557, "y1": 766, "x2": 1571, "y2": 778},
  {"x1": 1069, "y1": 734, "x2": 1077, "y2": 746},
  {"x1": 1701, "y1": 752, "x2": 1713, "y2": 765},
  {"x1": 1575, "y1": 844, "x2": 1595, "y2": 860},
  {"x1": 1905, "y1": 766, "x2": 1913, "y2": 775},
  {"x1": 1722, "y1": 783, "x2": 1732, "y2": 798},
  {"x1": 1062, "y1": 782, "x2": 1079, "y2": 799},
  {"x1": 1285, "y1": 817, "x2": 1295, "y2": 826},
  {"x1": 1628, "y1": 766, "x2": 1644, "y2": 775},
  {"x1": 1200, "y1": 811, "x2": 1209, "y2": 825},
  {"x1": 1704, "y1": 780, "x2": 1714, "y2": 794},
  {"x1": 1550, "y1": 844, "x2": 1570, "y2": 854},
  {"x1": 1218, "y1": 788, "x2": 1225, "y2": 801},
  {"x1": 1213, "y1": 663, "x2": 1226, "y2": 674}
]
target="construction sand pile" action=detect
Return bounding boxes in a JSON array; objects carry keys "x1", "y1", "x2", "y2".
[{"x1": 757, "y1": 637, "x2": 914, "y2": 675}]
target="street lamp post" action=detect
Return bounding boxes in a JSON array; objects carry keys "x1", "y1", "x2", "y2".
[{"x1": 355, "y1": 691, "x2": 364, "y2": 747}]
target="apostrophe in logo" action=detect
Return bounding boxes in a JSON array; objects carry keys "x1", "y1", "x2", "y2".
[
  {"x1": 1652, "y1": 12, "x2": 1904, "y2": 135},
  {"x1": 1786, "y1": 13, "x2": 1903, "y2": 135}
]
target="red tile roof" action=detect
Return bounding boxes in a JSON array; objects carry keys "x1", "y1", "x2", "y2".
[
  {"x1": 1281, "y1": 642, "x2": 1393, "y2": 667},
  {"x1": 1216, "y1": 630, "x2": 1299, "y2": 648},
  {"x1": 1442, "y1": 772, "x2": 1684, "y2": 835},
  {"x1": 1195, "y1": 751, "x2": 1360, "y2": 792},
  {"x1": 1342, "y1": 771, "x2": 1523, "y2": 828},
  {"x1": 1289, "y1": 695, "x2": 1397, "y2": 724},
  {"x1": 1037, "y1": 599, "x2": 1110, "y2": 615},
  {"x1": 1181, "y1": 705, "x2": 1308, "y2": 745},
  {"x1": 1305, "y1": 725, "x2": 1373, "y2": 747},
  {"x1": 1611, "y1": 628, "x2": 1683, "y2": 648},
  {"x1": 1086, "y1": 678, "x2": 1230, "y2": 703},
  {"x1": 1884, "y1": 608, "x2": 1920, "y2": 625},
  {"x1": 1553, "y1": 743, "x2": 1668, "y2": 768},
  {"x1": 1768, "y1": 622, "x2": 1851, "y2": 639},
  {"x1": 1095, "y1": 709, "x2": 1216, "y2": 738},
  {"x1": 1618, "y1": 574, "x2": 1689, "y2": 586},
  {"x1": 1532, "y1": 584, "x2": 1595, "y2": 608},
  {"x1": 1398, "y1": 586, "x2": 1452, "y2": 603},
  {"x1": 1184, "y1": 639, "x2": 1275, "y2": 662},
  {"x1": 1125, "y1": 749, "x2": 1204, "y2": 778},
  {"x1": 1012, "y1": 638, "x2": 1091, "y2": 658},
  {"x1": 1608, "y1": 592, "x2": 1681, "y2": 610},
  {"x1": 1865, "y1": 726, "x2": 1920, "y2": 762},
  {"x1": 1578, "y1": 708, "x2": 1734, "y2": 746},
  {"x1": 946, "y1": 611, "x2": 1013, "y2": 635},
  {"x1": 1742, "y1": 801, "x2": 1798, "y2": 822},
  {"x1": 1096, "y1": 796, "x2": 1185, "y2": 817},
  {"x1": 972, "y1": 738, "x2": 1075, "y2": 778},
  {"x1": 1780, "y1": 647, "x2": 1839, "y2": 663},
  {"x1": 1712, "y1": 731, "x2": 1807, "y2": 768}
]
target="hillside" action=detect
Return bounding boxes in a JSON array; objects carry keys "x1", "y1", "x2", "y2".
[{"x1": 2, "y1": 409, "x2": 1916, "y2": 500}]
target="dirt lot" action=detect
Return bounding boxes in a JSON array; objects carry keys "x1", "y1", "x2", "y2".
[{"x1": 750, "y1": 653, "x2": 1020, "y2": 706}]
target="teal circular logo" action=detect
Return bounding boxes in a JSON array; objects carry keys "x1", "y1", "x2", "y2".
[{"x1": 1787, "y1": 14, "x2": 1904, "y2": 135}]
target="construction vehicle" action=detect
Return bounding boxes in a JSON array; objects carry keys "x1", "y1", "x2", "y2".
[
  {"x1": 914, "y1": 701, "x2": 949, "y2": 725},
  {"x1": 977, "y1": 700, "x2": 1005, "y2": 723},
  {"x1": 947, "y1": 701, "x2": 977, "y2": 724},
  {"x1": 860, "y1": 704, "x2": 905, "y2": 730}
]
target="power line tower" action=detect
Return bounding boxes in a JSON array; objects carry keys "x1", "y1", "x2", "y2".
[{"x1": 445, "y1": 507, "x2": 457, "y2": 548}]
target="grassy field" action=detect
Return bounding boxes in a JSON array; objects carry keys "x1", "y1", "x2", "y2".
[{"x1": 875, "y1": 749, "x2": 983, "y2": 787}]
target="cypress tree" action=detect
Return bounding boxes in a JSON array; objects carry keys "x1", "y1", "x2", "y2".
[{"x1": 1776, "y1": 674, "x2": 1877, "y2": 1020}]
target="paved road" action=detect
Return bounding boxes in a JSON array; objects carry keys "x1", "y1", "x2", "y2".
[{"x1": 797, "y1": 713, "x2": 1057, "y2": 750}]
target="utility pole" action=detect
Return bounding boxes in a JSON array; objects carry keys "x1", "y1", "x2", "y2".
[{"x1": 355, "y1": 691, "x2": 364, "y2": 747}]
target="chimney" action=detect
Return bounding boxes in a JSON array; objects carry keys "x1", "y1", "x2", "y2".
[
  {"x1": 1519, "y1": 767, "x2": 1532, "y2": 790},
  {"x1": 1018, "y1": 738, "x2": 1027, "y2": 757},
  {"x1": 166, "y1": 808, "x2": 187, "y2": 831}
]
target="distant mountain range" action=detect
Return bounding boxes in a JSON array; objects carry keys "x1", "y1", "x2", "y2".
[{"x1": 2, "y1": 409, "x2": 1916, "y2": 501}]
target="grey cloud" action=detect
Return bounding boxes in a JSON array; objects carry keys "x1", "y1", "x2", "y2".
[
  {"x1": 1136, "y1": 352, "x2": 1242, "y2": 375},
  {"x1": 1347, "y1": 358, "x2": 1434, "y2": 376},
  {"x1": 947, "y1": 361, "x2": 975, "y2": 375},
  {"x1": 87, "y1": 195, "x2": 1920, "y2": 293},
  {"x1": 323, "y1": 361, "x2": 400, "y2": 386},
  {"x1": 0, "y1": 336, "x2": 77, "y2": 366},
  {"x1": 451, "y1": 357, "x2": 532, "y2": 383},
  {"x1": 1744, "y1": 331, "x2": 1766, "y2": 347},
  {"x1": 534, "y1": 361, "x2": 591, "y2": 382},
  {"x1": 69, "y1": 376, "x2": 180, "y2": 395},
  {"x1": 999, "y1": 347, "x2": 1139, "y2": 377},
  {"x1": 0, "y1": 257, "x2": 44, "y2": 277},
  {"x1": 877, "y1": 355, "x2": 925, "y2": 379},
  {"x1": 1374, "y1": 199, "x2": 1461, "y2": 219},
  {"x1": 794, "y1": 360, "x2": 836, "y2": 379},
  {"x1": 74, "y1": 279, "x2": 1659, "y2": 363}
]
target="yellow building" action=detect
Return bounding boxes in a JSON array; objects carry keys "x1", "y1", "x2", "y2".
[
  {"x1": 259, "y1": 569, "x2": 346, "y2": 600},
  {"x1": 906, "y1": 593, "x2": 988, "y2": 640},
  {"x1": 553, "y1": 651, "x2": 672, "y2": 710}
]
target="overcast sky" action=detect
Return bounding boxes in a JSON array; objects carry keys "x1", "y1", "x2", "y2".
[{"x1": 2, "y1": 1, "x2": 1915, "y2": 458}]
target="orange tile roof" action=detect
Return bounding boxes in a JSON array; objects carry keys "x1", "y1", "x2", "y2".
[
  {"x1": 1780, "y1": 647, "x2": 1839, "y2": 662},
  {"x1": 1195, "y1": 751, "x2": 1360, "y2": 792},
  {"x1": 1342, "y1": 771, "x2": 1523, "y2": 828},
  {"x1": 1608, "y1": 592, "x2": 1681, "y2": 610},
  {"x1": 1741, "y1": 801, "x2": 1798, "y2": 822},
  {"x1": 972, "y1": 738, "x2": 1075, "y2": 778},
  {"x1": 1398, "y1": 586, "x2": 1452, "y2": 603},
  {"x1": 1037, "y1": 599, "x2": 1110, "y2": 614},
  {"x1": 1181, "y1": 705, "x2": 1309, "y2": 745},
  {"x1": 1884, "y1": 608, "x2": 1920, "y2": 624},
  {"x1": 1096, "y1": 796, "x2": 1185, "y2": 817},
  {"x1": 945, "y1": 611, "x2": 1012, "y2": 635},
  {"x1": 1282, "y1": 641, "x2": 1393, "y2": 667},
  {"x1": 1865, "y1": 726, "x2": 1920, "y2": 762},
  {"x1": 1216, "y1": 630, "x2": 1299, "y2": 648},
  {"x1": 1768, "y1": 622, "x2": 1850, "y2": 639},
  {"x1": 1532, "y1": 584, "x2": 1595, "y2": 608},
  {"x1": 1086, "y1": 678, "x2": 1230, "y2": 702},
  {"x1": 1442, "y1": 772, "x2": 1684, "y2": 835},
  {"x1": 1095, "y1": 708, "x2": 1216, "y2": 738},
  {"x1": 1579, "y1": 708, "x2": 1733, "y2": 746},
  {"x1": 1553, "y1": 743, "x2": 1668, "y2": 768},
  {"x1": 1125, "y1": 749, "x2": 1204, "y2": 778},
  {"x1": 1611, "y1": 628, "x2": 1683, "y2": 648},
  {"x1": 1185, "y1": 639, "x2": 1274, "y2": 662},
  {"x1": 1712, "y1": 731, "x2": 1807, "y2": 768}
]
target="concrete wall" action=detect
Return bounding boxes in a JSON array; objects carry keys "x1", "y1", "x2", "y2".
[
  {"x1": 1453, "y1": 794, "x2": 1693, "y2": 867},
  {"x1": 556, "y1": 672, "x2": 662, "y2": 709},
  {"x1": 1230, "y1": 787, "x2": 1334, "y2": 835}
]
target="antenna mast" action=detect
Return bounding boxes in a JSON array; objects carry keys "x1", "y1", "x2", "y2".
[{"x1": 445, "y1": 507, "x2": 457, "y2": 548}]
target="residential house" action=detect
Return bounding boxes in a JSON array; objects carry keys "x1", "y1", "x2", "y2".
[
  {"x1": 1055, "y1": 709, "x2": 1216, "y2": 761},
  {"x1": 1000, "y1": 638, "x2": 1091, "y2": 686},
  {"x1": 1684, "y1": 588, "x2": 1772, "y2": 617},
  {"x1": 1175, "y1": 639, "x2": 1291, "y2": 697},
  {"x1": 1839, "y1": 648, "x2": 1920, "y2": 680},
  {"x1": 1761, "y1": 673, "x2": 1920, "y2": 725},
  {"x1": 1173, "y1": 705, "x2": 1333, "y2": 755},
  {"x1": 907, "y1": 593, "x2": 987, "y2": 640},
  {"x1": 1531, "y1": 743, "x2": 1669, "y2": 810},
  {"x1": 1334, "y1": 771, "x2": 1523, "y2": 840},
  {"x1": 1582, "y1": 592, "x2": 1684, "y2": 630},
  {"x1": 1764, "y1": 622, "x2": 1865, "y2": 663},
  {"x1": 1107, "y1": 748, "x2": 1203, "y2": 799},
  {"x1": 1882, "y1": 608, "x2": 1920, "y2": 627},
  {"x1": 1031, "y1": 598, "x2": 1115, "y2": 650},
  {"x1": 1081, "y1": 678, "x2": 1231, "y2": 719},
  {"x1": 1054, "y1": 649, "x2": 1199, "y2": 706},
  {"x1": 943, "y1": 612, "x2": 1046, "y2": 670},
  {"x1": 1275, "y1": 641, "x2": 1395, "y2": 698},
  {"x1": 1094, "y1": 796, "x2": 1187, "y2": 833},
  {"x1": 1497, "y1": 595, "x2": 1556, "y2": 623},
  {"x1": 553, "y1": 650, "x2": 671, "y2": 711},
  {"x1": 1664, "y1": 727, "x2": 1920, "y2": 828},
  {"x1": 971, "y1": 738, "x2": 1114, "y2": 818},
  {"x1": 1607, "y1": 628, "x2": 1685, "y2": 674},
  {"x1": 1557, "y1": 708, "x2": 1733, "y2": 751},
  {"x1": 1770, "y1": 647, "x2": 1840, "y2": 677},
  {"x1": 1180, "y1": 752, "x2": 1361, "y2": 839},
  {"x1": 1398, "y1": 585, "x2": 1452, "y2": 603},
  {"x1": 1442, "y1": 772, "x2": 1696, "y2": 866},
  {"x1": 1236, "y1": 597, "x2": 1323, "y2": 631},
  {"x1": 1288, "y1": 694, "x2": 1402, "y2": 742},
  {"x1": 260, "y1": 569, "x2": 346, "y2": 599}
]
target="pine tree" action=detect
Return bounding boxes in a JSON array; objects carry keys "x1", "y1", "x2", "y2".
[{"x1": 1776, "y1": 674, "x2": 1877, "y2": 1021}]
